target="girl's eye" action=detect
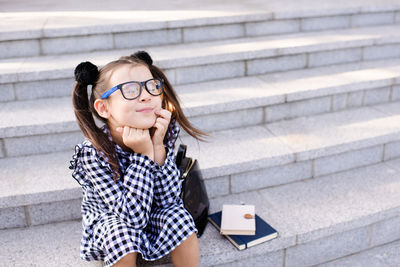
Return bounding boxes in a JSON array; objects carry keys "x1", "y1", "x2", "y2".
[
  {"x1": 147, "y1": 80, "x2": 162, "y2": 94},
  {"x1": 122, "y1": 83, "x2": 140, "y2": 98}
]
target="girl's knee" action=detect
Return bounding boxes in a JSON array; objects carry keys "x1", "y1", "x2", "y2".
[
  {"x1": 176, "y1": 232, "x2": 199, "y2": 252},
  {"x1": 187, "y1": 232, "x2": 198, "y2": 244},
  {"x1": 170, "y1": 233, "x2": 200, "y2": 267},
  {"x1": 113, "y1": 252, "x2": 137, "y2": 267}
]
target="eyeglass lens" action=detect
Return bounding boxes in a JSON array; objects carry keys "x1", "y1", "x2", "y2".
[{"x1": 122, "y1": 79, "x2": 162, "y2": 99}]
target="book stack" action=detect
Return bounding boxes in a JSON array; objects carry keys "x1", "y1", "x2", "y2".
[{"x1": 208, "y1": 204, "x2": 279, "y2": 250}]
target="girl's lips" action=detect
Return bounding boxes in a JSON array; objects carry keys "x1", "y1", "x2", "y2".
[{"x1": 136, "y1": 108, "x2": 153, "y2": 113}]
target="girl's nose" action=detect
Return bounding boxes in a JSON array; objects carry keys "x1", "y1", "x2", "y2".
[{"x1": 139, "y1": 86, "x2": 151, "y2": 102}]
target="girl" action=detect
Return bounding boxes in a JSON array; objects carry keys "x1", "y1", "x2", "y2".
[{"x1": 69, "y1": 51, "x2": 208, "y2": 267}]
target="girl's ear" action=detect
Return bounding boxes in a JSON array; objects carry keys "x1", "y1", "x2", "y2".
[{"x1": 94, "y1": 99, "x2": 110, "y2": 119}]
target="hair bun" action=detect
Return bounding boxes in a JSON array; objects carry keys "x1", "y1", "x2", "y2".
[
  {"x1": 74, "y1": 61, "x2": 99, "y2": 85},
  {"x1": 132, "y1": 50, "x2": 153, "y2": 66}
]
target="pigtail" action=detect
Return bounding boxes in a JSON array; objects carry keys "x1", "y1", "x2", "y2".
[
  {"x1": 150, "y1": 64, "x2": 209, "y2": 142},
  {"x1": 130, "y1": 51, "x2": 210, "y2": 142},
  {"x1": 72, "y1": 62, "x2": 121, "y2": 182}
]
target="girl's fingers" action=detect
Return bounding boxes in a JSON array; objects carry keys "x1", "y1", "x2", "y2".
[
  {"x1": 153, "y1": 121, "x2": 164, "y2": 130},
  {"x1": 118, "y1": 125, "x2": 150, "y2": 140},
  {"x1": 155, "y1": 109, "x2": 171, "y2": 120},
  {"x1": 123, "y1": 126, "x2": 131, "y2": 140},
  {"x1": 155, "y1": 117, "x2": 169, "y2": 127},
  {"x1": 153, "y1": 123, "x2": 164, "y2": 136}
]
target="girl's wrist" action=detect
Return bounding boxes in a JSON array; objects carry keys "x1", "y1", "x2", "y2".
[
  {"x1": 145, "y1": 151, "x2": 154, "y2": 161},
  {"x1": 153, "y1": 144, "x2": 166, "y2": 166},
  {"x1": 153, "y1": 142, "x2": 165, "y2": 150}
]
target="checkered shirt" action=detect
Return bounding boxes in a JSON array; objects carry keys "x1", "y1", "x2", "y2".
[{"x1": 69, "y1": 118, "x2": 198, "y2": 266}]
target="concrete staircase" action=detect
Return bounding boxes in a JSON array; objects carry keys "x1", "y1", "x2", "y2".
[{"x1": 1, "y1": 1, "x2": 400, "y2": 266}]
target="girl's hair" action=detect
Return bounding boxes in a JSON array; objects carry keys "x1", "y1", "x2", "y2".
[{"x1": 72, "y1": 51, "x2": 209, "y2": 182}]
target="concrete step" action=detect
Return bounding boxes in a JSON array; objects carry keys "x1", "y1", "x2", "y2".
[
  {"x1": 1, "y1": 59, "x2": 400, "y2": 158},
  {"x1": 2, "y1": 24, "x2": 400, "y2": 102},
  {"x1": 1, "y1": 3, "x2": 399, "y2": 59},
  {"x1": 318, "y1": 239, "x2": 400, "y2": 267},
  {"x1": 2, "y1": 101, "x2": 400, "y2": 230},
  {"x1": 1, "y1": 157, "x2": 400, "y2": 266},
  {"x1": 207, "y1": 158, "x2": 400, "y2": 266}
]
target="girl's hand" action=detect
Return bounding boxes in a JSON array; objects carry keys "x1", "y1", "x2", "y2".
[
  {"x1": 151, "y1": 108, "x2": 172, "y2": 147},
  {"x1": 116, "y1": 126, "x2": 154, "y2": 160}
]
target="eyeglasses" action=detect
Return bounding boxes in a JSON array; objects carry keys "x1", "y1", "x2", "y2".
[{"x1": 101, "y1": 78, "x2": 164, "y2": 100}]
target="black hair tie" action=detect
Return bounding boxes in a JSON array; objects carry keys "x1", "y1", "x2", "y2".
[
  {"x1": 74, "y1": 61, "x2": 99, "y2": 85},
  {"x1": 132, "y1": 51, "x2": 153, "y2": 66}
]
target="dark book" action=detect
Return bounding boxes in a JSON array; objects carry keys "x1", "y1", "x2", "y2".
[{"x1": 208, "y1": 210, "x2": 279, "y2": 250}]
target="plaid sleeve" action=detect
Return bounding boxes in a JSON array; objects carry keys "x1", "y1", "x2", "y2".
[
  {"x1": 153, "y1": 119, "x2": 183, "y2": 208},
  {"x1": 153, "y1": 147, "x2": 182, "y2": 208},
  {"x1": 77, "y1": 144, "x2": 160, "y2": 228}
]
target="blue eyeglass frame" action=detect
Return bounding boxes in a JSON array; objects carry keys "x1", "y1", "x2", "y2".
[{"x1": 101, "y1": 78, "x2": 164, "y2": 100}]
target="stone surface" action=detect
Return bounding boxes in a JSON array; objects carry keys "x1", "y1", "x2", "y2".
[
  {"x1": 363, "y1": 86, "x2": 391, "y2": 105},
  {"x1": 2, "y1": 2, "x2": 400, "y2": 266},
  {"x1": 205, "y1": 176, "x2": 230, "y2": 199},
  {"x1": 0, "y1": 83, "x2": 14, "y2": 102},
  {"x1": 29, "y1": 198, "x2": 82, "y2": 226},
  {"x1": 0, "y1": 96, "x2": 76, "y2": 138},
  {"x1": 264, "y1": 96, "x2": 331, "y2": 122},
  {"x1": 265, "y1": 105, "x2": 400, "y2": 161},
  {"x1": 178, "y1": 125, "x2": 294, "y2": 179},
  {"x1": 391, "y1": 85, "x2": 400, "y2": 101},
  {"x1": 1, "y1": 59, "x2": 400, "y2": 141},
  {"x1": 308, "y1": 48, "x2": 362, "y2": 67},
  {"x1": 384, "y1": 141, "x2": 400, "y2": 160},
  {"x1": 257, "y1": 160, "x2": 400, "y2": 245},
  {"x1": 15, "y1": 78, "x2": 75, "y2": 100},
  {"x1": 216, "y1": 249, "x2": 283, "y2": 267},
  {"x1": 202, "y1": 190, "x2": 295, "y2": 266},
  {"x1": 2, "y1": 159, "x2": 400, "y2": 265},
  {"x1": 0, "y1": 39, "x2": 40, "y2": 59},
  {"x1": 285, "y1": 227, "x2": 370, "y2": 267},
  {"x1": 183, "y1": 24, "x2": 245, "y2": 42},
  {"x1": 258, "y1": 59, "x2": 400, "y2": 102},
  {"x1": 247, "y1": 54, "x2": 307, "y2": 75},
  {"x1": 41, "y1": 34, "x2": 114, "y2": 55},
  {"x1": 364, "y1": 44, "x2": 400, "y2": 61},
  {"x1": 332, "y1": 93, "x2": 347, "y2": 111},
  {"x1": 188, "y1": 107, "x2": 263, "y2": 133},
  {"x1": 371, "y1": 96, "x2": 400, "y2": 114},
  {"x1": 245, "y1": 20, "x2": 299, "y2": 36},
  {"x1": 2, "y1": 24, "x2": 400, "y2": 84},
  {"x1": 3, "y1": 131, "x2": 83, "y2": 157},
  {"x1": 347, "y1": 91, "x2": 364, "y2": 107},
  {"x1": 230, "y1": 161, "x2": 312, "y2": 193},
  {"x1": 383, "y1": 157, "x2": 400, "y2": 171},
  {"x1": 351, "y1": 12, "x2": 395, "y2": 27},
  {"x1": 175, "y1": 75, "x2": 284, "y2": 116},
  {"x1": 313, "y1": 145, "x2": 383, "y2": 176},
  {"x1": 369, "y1": 216, "x2": 400, "y2": 248},
  {"x1": 0, "y1": 206, "x2": 26, "y2": 229},
  {"x1": 0, "y1": 220, "x2": 103, "y2": 267},
  {"x1": 301, "y1": 15, "x2": 350, "y2": 31},
  {"x1": 0, "y1": 151, "x2": 81, "y2": 209},
  {"x1": 175, "y1": 61, "x2": 246, "y2": 85},
  {"x1": 319, "y1": 239, "x2": 400, "y2": 267},
  {"x1": 114, "y1": 29, "x2": 182, "y2": 49}
]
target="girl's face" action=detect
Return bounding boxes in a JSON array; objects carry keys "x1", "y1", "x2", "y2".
[{"x1": 97, "y1": 64, "x2": 163, "y2": 130}]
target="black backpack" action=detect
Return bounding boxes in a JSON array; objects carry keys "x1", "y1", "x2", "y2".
[{"x1": 175, "y1": 144, "x2": 209, "y2": 238}]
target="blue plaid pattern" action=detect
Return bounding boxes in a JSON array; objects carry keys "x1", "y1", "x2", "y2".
[{"x1": 70, "y1": 119, "x2": 198, "y2": 266}]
